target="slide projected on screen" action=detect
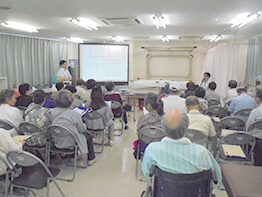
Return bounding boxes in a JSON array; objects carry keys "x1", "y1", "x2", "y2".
[{"x1": 79, "y1": 44, "x2": 129, "y2": 83}]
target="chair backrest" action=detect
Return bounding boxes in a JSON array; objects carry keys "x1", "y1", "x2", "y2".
[
  {"x1": 0, "y1": 120, "x2": 16, "y2": 130},
  {"x1": 19, "y1": 122, "x2": 44, "y2": 134},
  {"x1": 220, "y1": 132, "x2": 255, "y2": 157},
  {"x1": 74, "y1": 94, "x2": 81, "y2": 100},
  {"x1": 185, "y1": 129, "x2": 208, "y2": 145},
  {"x1": 150, "y1": 165, "x2": 213, "y2": 197},
  {"x1": 83, "y1": 110, "x2": 106, "y2": 131},
  {"x1": 111, "y1": 100, "x2": 122, "y2": 110},
  {"x1": 206, "y1": 106, "x2": 227, "y2": 119},
  {"x1": 219, "y1": 117, "x2": 245, "y2": 130},
  {"x1": 247, "y1": 120, "x2": 262, "y2": 132},
  {"x1": 46, "y1": 125, "x2": 77, "y2": 143},
  {"x1": 234, "y1": 108, "x2": 252, "y2": 117},
  {"x1": 138, "y1": 126, "x2": 166, "y2": 144},
  {"x1": 207, "y1": 99, "x2": 220, "y2": 107}
]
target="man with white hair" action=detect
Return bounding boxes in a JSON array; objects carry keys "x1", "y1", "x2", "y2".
[{"x1": 141, "y1": 109, "x2": 221, "y2": 182}]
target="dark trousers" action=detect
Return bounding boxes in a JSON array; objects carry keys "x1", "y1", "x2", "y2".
[
  {"x1": 82, "y1": 132, "x2": 95, "y2": 160},
  {"x1": 254, "y1": 138, "x2": 262, "y2": 166}
]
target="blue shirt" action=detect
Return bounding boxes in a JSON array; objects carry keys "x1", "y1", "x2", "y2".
[
  {"x1": 246, "y1": 104, "x2": 262, "y2": 130},
  {"x1": 229, "y1": 93, "x2": 257, "y2": 121},
  {"x1": 141, "y1": 137, "x2": 222, "y2": 182}
]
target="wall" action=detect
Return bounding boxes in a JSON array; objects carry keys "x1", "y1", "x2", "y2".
[{"x1": 132, "y1": 40, "x2": 215, "y2": 83}]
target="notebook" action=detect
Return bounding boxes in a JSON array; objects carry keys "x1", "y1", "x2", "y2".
[
  {"x1": 73, "y1": 107, "x2": 92, "y2": 117},
  {"x1": 221, "y1": 129, "x2": 235, "y2": 137},
  {"x1": 222, "y1": 144, "x2": 246, "y2": 158},
  {"x1": 12, "y1": 135, "x2": 32, "y2": 144}
]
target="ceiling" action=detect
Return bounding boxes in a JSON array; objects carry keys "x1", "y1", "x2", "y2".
[{"x1": 0, "y1": 0, "x2": 262, "y2": 42}]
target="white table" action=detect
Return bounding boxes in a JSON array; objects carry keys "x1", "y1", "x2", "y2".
[{"x1": 129, "y1": 80, "x2": 188, "y2": 90}]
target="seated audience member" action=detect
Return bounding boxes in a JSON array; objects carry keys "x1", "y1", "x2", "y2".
[
  {"x1": 104, "y1": 81, "x2": 129, "y2": 130},
  {"x1": 199, "y1": 72, "x2": 211, "y2": 90},
  {"x1": 137, "y1": 93, "x2": 164, "y2": 131},
  {"x1": 85, "y1": 85, "x2": 115, "y2": 146},
  {"x1": 162, "y1": 86, "x2": 187, "y2": 114},
  {"x1": 222, "y1": 80, "x2": 238, "y2": 106},
  {"x1": 57, "y1": 60, "x2": 72, "y2": 83},
  {"x1": 186, "y1": 96, "x2": 216, "y2": 144},
  {"x1": 246, "y1": 89, "x2": 262, "y2": 130},
  {"x1": 15, "y1": 83, "x2": 33, "y2": 107},
  {"x1": 24, "y1": 90, "x2": 51, "y2": 146},
  {"x1": 204, "y1": 82, "x2": 220, "y2": 101},
  {"x1": 0, "y1": 89, "x2": 23, "y2": 136},
  {"x1": 195, "y1": 87, "x2": 208, "y2": 113},
  {"x1": 0, "y1": 128, "x2": 28, "y2": 195},
  {"x1": 159, "y1": 83, "x2": 170, "y2": 97},
  {"x1": 141, "y1": 109, "x2": 221, "y2": 183},
  {"x1": 229, "y1": 87, "x2": 257, "y2": 121},
  {"x1": 183, "y1": 81, "x2": 197, "y2": 98},
  {"x1": 76, "y1": 79, "x2": 89, "y2": 102},
  {"x1": 85, "y1": 79, "x2": 96, "y2": 106},
  {"x1": 65, "y1": 85, "x2": 83, "y2": 108},
  {"x1": 51, "y1": 90, "x2": 96, "y2": 165},
  {"x1": 43, "y1": 82, "x2": 64, "y2": 108},
  {"x1": 134, "y1": 93, "x2": 164, "y2": 158}
]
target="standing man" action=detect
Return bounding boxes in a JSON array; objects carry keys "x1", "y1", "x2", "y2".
[
  {"x1": 200, "y1": 72, "x2": 211, "y2": 90},
  {"x1": 57, "y1": 60, "x2": 72, "y2": 83}
]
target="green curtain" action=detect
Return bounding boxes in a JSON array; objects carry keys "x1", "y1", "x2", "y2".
[
  {"x1": 0, "y1": 34, "x2": 68, "y2": 88},
  {"x1": 245, "y1": 35, "x2": 262, "y2": 86}
]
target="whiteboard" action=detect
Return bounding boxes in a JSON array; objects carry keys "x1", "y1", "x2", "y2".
[
  {"x1": 148, "y1": 55, "x2": 191, "y2": 78},
  {"x1": 79, "y1": 44, "x2": 129, "y2": 83}
]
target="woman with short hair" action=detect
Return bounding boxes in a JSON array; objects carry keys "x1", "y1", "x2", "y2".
[
  {"x1": 51, "y1": 90, "x2": 96, "y2": 166},
  {"x1": 0, "y1": 89, "x2": 23, "y2": 136}
]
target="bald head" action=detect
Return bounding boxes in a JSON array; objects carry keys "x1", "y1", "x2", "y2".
[{"x1": 162, "y1": 109, "x2": 189, "y2": 139}]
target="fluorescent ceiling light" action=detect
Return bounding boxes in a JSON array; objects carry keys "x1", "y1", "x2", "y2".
[
  {"x1": 231, "y1": 12, "x2": 260, "y2": 28},
  {"x1": 66, "y1": 37, "x2": 84, "y2": 43},
  {"x1": 70, "y1": 18, "x2": 98, "y2": 30},
  {"x1": 209, "y1": 35, "x2": 223, "y2": 42},
  {"x1": 161, "y1": 35, "x2": 169, "y2": 42},
  {"x1": 111, "y1": 36, "x2": 124, "y2": 42},
  {"x1": 0, "y1": 21, "x2": 38, "y2": 33},
  {"x1": 152, "y1": 15, "x2": 169, "y2": 29}
]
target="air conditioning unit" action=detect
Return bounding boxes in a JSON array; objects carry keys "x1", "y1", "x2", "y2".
[{"x1": 100, "y1": 16, "x2": 143, "y2": 26}]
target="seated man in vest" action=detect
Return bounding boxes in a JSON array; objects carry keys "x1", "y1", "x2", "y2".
[
  {"x1": 24, "y1": 90, "x2": 51, "y2": 146},
  {"x1": 186, "y1": 96, "x2": 216, "y2": 146},
  {"x1": 141, "y1": 109, "x2": 221, "y2": 183},
  {"x1": 222, "y1": 80, "x2": 238, "y2": 106}
]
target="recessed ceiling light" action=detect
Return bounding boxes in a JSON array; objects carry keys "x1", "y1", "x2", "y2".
[
  {"x1": 0, "y1": 21, "x2": 38, "y2": 33},
  {"x1": 231, "y1": 12, "x2": 260, "y2": 28},
  {"x1": 209, "y1": 35, "x2": 223, "y2": 42},
  {"x1": 111, "y1": 36, "x2": 124, "y2": 42},
  {"x1": 161, "y1": 36, "x2": 169, "y2": 42},
  {"x1": 66, "y1": 37, "x2": 84, "y2": 43},
  {"x1": 70, "y1": 18, "x2": 98, "y2": 30},
  {"x1": 152, "y1": 15, "x2": 169, "y2": 29}
]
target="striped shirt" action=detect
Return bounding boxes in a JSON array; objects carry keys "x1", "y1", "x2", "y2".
[{"x1": 141, "y1": 137, "x2": 221, "y2": 182}]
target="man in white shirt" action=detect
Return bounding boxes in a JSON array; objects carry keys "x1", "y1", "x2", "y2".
[
  {"x1": 222, "y1": 80, "x2": 238, "y2": 106},
  {"x1": 57, "y1": 60, "x2": 72, "y2": 82},
  {"x1": 186, "y1": 96, "x2": 216, "y2": 138},
  {"x1": 162, "y1": 86, "x2": 187, "y2": 114},
  {"x1": 199, "y1": 72, "x2": 211, "y2": 90}
]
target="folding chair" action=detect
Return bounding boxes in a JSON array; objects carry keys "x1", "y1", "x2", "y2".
[
  {"x1": 141, "y1": 165, "x2": 215, "y2": 197},
  {"x1": 0, "y1": 155, "x2": 10, "y2": 197},
  {"x1": 219, "y1": 116, "x2": 245, "y2": 132},
  {"x1": 206, "y1": 106, "x2": 227, "y2": 119},
  {"x1": 6, "y1": 150, "x2": 65, "y2": 197},
  {"x1": 218, "y1": 132, "x2": 255, "y2": 165},
  {"x1": 83, "y1": 111, "x2": 108, "y2": 154},
  {"x1": 19, "y1": 122, "x2": 47, "y2": 158},
  {"x1": 0, "y1": 120, "x2": 21, "y2": 136},
  {"x1": 234, "y1": 108, "x2": 252, "y2": 117},
  {"x1": 247, "y1": 120, "x2": 262, "y2": 132},
  {"x1": 46, "y1": 125, "x2": 84, "y2": 182},
  {"x1": 207, "y1": 98, "x2": 220, "y2": 107},
  {"x1": 136, "y1": 126, "x2": 166, "y2": 182},
  {"x1": 111, "y1": 100, "x2": 124, "y2": 136},
  {"x1": 185, "y1": 129, "x2": 208, "y2": 147}
]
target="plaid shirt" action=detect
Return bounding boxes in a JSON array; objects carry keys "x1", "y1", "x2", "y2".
[{"x1": 24, "y1": 103, "x2": 51, "y2": 146}]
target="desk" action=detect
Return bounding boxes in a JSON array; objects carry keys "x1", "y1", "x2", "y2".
[
  {"x1": 129, "y1": 80, "x2": 188, "y2": 90},
  {"x1": 221, "y1": 163, "x2": 262, "y2": 197}
]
